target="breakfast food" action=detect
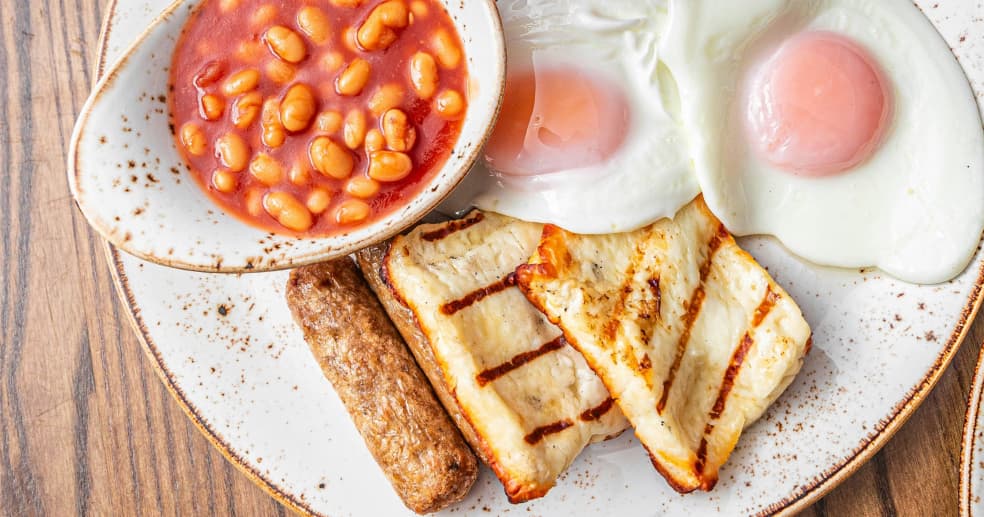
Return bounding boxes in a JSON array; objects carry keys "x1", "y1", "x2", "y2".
[
  {"x1": 358, "y1": 212, "x2": 629, "y2": 502},
  {"x1": 516, "y1": 197, "x2": 812, "y2": 492},
  {"x1": 659, "y1": 0, "x2": 984, "y2": 284},
  {"x1": 356, "y1": 243, "x2": 491, "y2": 462},
  {"x1": 285, "y1": 259, "x2": 478, "y2": 513},
  {"x1": 458, "y1": 0, "x2": 700, "y2": 234},
  {"x1": 245, "y1": 0, "x2": 978, "y2": 508},
  {"x1": 442, "y1": 0, "x2": 984, "y2": 286},
  {"x1": 170, "y1": 0, "x2": 468, "y2": 236}
]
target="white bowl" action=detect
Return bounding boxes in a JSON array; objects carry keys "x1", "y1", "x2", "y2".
[{"x1": 69, "y1": 0, "x2": 506, "y2": 273}]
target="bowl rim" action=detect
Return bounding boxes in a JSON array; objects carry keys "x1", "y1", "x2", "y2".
[{"x1": 69, "y1": 0, "x2": 508, "y2": 274}]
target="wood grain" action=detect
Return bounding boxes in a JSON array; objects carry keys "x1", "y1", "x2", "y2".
[{"x1": 0, "y1": 0, "x2": 979, "y2": 515}]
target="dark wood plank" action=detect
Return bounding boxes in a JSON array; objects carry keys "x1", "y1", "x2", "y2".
[{"x1": 0, "y1": 0, "x2": 978, "y2": 515}]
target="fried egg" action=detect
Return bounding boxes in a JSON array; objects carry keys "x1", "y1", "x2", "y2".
[
  {"x1": 450, "y1": 0, "x2": 699, "y2": 234},
  {"x1": 661, "y1": 0, "x2": 984, "y2": 284}
]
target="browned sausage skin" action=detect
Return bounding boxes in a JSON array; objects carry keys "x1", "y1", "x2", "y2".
[{"x1": 286, "y1": 259, "x2": 477, "y2": 514}]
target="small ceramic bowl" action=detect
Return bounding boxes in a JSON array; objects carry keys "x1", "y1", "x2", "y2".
[{"x1": 69, "y1": 0, "x2": 505, "y2": 273}]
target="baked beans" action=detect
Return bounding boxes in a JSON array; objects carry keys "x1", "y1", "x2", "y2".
[{"x1": 170, "y1": 0, "x2": 468, "y2": 236}]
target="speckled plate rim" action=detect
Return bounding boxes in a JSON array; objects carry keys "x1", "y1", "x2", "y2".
[
  {"x1": 960, "y1": 340, "x2": 984, "y2": 516},
  {"x1": 91, "y1": 2, "x2": 984, "y2": 516}
]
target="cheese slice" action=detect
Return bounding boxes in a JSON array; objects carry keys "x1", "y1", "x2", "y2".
[
  {"x1": 516, "y1": 197, "x2": 811, "y2": 492},
  {"x1": 383, "y1": 211, "x2": 629, "y2": 502}
]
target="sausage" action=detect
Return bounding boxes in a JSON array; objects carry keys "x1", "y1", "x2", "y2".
[
  {"x1": 355, "y1": 244, "x2": 489, "y2": 460},
  {"x1": 285, "y1": 259, "x2": 478, "y2": 514}
]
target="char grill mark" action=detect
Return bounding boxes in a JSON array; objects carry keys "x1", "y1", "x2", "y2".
[
  {"x1": 475, "y1": 336, "x2": 568, "y2": 387},
  {"x1": 694, "y1": 286, "x2": 779, "y2": 478},
  {"x1": 421, "y1": 212, "x2": 485, "y2": 242},
  {"x1": 579, "y1": 397, "x2": 616, "y2": 422},
  {"x1": 440, "y1": 273, "x2": 518, "y2": 315},
  {"x1": 693, "y1": 422, "x2": 715, "y2": 480},
  {"x1": 752, "y1": 287, "x2": 780, "y2": 327},
  {"x1": 523, "y1": 420, "x2": 574, "y2": 445},
  {"x1": 657, "y1": 224, "x2": 729, "y2": 414},
  {"x1": 648, "y1": 277, "x2": 661, "y2": 318},
  {"x1": 601, "y1": 236, "x2": 649, "y2": 341}
]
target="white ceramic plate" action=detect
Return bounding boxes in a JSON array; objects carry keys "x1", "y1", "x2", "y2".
[{"x1": 93, "y1": 1, "x2": 984, "y2": 515}]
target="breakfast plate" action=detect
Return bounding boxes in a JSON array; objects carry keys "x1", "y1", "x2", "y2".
[{"x1": 87, "y1": 0, "x2": 984, "y2": 515}]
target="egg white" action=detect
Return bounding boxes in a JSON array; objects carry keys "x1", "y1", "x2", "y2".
[
  {"x1": 660, "y1": 0, "x2": 984, "y2": 284},
  {"x1": 453, "y1": 0, "x2": 700, "y2": 235}
]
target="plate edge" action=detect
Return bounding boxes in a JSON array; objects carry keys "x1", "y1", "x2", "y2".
[
  {"x1": 772, "y1": 257, "x2": 983, "y2": 516},
  {"x1": 960, "y1": 340, "x2": 984, "y2": 517},
  {"x1": 91, "y1": 2, "x2": 984, "y2": 516}
]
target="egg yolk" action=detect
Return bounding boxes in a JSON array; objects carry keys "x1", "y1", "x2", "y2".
[
  {"x1": 745, "y1": 31, "x2": 893, "y2": 177},
  {"x1": 484, "y1": 66, "x2": 629, "y2": 177}
]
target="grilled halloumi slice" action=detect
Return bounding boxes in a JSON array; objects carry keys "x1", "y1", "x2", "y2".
[
  {"x1": 380, "y1": 211, "x2": 628, "y2": 502},
  {"x1": 516, "y1": 197, "x2": 811, "y2": 493}
]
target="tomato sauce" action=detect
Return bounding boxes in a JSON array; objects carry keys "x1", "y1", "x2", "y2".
[{"x1": 169, "y1": 0, "x2": 468, "y2": 236}]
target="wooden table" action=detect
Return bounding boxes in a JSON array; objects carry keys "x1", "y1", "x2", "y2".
[{"x1": 1, "y1": 0, "x2": 979, "y2": 514}]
